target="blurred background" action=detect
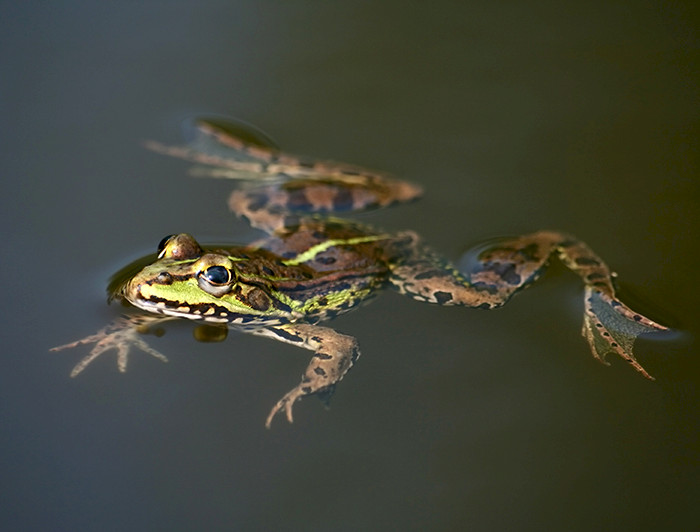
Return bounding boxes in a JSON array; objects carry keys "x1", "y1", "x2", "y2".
[{"x1": 1, "y1": 2, "x2": 697, "y2": 530}]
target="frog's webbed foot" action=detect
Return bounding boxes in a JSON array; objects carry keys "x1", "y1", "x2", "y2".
[
  {"x1": 582, "y1": 287, "x2": 668, "y2": 379},
  {"x1": 253, "y1": 324, "x2": 360, "y2": 428},
  {"x1": 51, "y1": 316, "x2": 169, "y2": 376}
]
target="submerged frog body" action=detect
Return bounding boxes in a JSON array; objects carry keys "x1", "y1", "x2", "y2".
[{"x1": 53, "y1": 119, "x2": 668, "y2": 427}]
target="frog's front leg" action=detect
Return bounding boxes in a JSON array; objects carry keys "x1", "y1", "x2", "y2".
[
  {"x1": 252, "y1": 323, "x2": 360, "y2": 428},
  {"x1": 51, "y1": 315, "x2": 171, "y2": 376},
  {"x1": 391, "y1": 231, "x2": 668, "y2": 377}
]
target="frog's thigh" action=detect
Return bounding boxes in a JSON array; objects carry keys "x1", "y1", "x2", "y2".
[
  {"x1": 390, "y1": 257, "x2": 496, "y2": 307},
  {"x1": 229, "y1": 189, "x2": 291, "y2": 233},
  {"x1": 252, "y1": 324, "x2": 360, "y2": 427},
  {"x1": 392, "y1": 232, "x2": 564, "y2": 308}
]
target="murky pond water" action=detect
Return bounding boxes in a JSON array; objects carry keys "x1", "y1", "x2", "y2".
[{"x1": 2, "y1": 2, "x2": 697, "y2": 530}]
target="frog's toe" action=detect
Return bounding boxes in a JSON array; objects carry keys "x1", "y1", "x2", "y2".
[
  {"x1": 69, "y1": 346, "x2": 111, "y2": 377},
  {"x1": 265, "y1": 389, "x2": 301, "y2": 428},
  {"x1": 265, "y1": 382, "x2": 339, "y2": 427}
]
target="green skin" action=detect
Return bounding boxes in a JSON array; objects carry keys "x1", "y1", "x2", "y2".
[{"x1": 53, "y1": 120, "x2": 668, "y2": 428}]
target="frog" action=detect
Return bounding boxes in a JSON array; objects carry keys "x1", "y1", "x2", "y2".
[{"x1": 52, "y1": 118, "x2": 669, "y2": 427}]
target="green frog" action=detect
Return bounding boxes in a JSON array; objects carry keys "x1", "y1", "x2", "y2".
[{"x1": 53, "y1": 119, "x2": 668, "y2": 427}]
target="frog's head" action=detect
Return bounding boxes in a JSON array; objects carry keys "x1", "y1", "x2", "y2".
[{"x1": 119, "y1": 234, "x2": 287, "y2": 324}]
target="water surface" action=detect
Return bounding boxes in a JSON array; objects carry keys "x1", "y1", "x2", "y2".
[{"x1": 1, "y1": 2, "x2": 697, "y2": 530}]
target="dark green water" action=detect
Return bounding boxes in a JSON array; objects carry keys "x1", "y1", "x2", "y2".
[{"x1": 2, "y1": 2, "x2": 697, "y2": 530}]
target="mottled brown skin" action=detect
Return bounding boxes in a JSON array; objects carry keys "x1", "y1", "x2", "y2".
[
  {"x1": 225, "y1": 178, "x2": 667, "y2": 426},
  {"x1": 53, "y1": 119, "x2": 669, "y2": 427}
]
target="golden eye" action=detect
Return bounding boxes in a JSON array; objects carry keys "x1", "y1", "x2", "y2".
[
  {"x1": 197, "y1": 263, "x2": 235, "y2": 297},
  {"x1": 194, "y1": 254, "x2": 236, "y2": 297},
  {"x1": 157, "y1": 234, "x2": 203, "y2": 260},
  {"x1": 157, "y1": 235, "x2": 176, "y2": 258}
]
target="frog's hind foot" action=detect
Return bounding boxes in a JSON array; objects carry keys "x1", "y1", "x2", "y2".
[{"x1": 581, "y1": 287, "x2": 668, "y2": 379}]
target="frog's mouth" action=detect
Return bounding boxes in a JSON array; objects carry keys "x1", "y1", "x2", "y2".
[
  {"x1": 119, "y1": 278, "x2": 212, "y2": 322},
  {"x1": 119, "y1": 277, "x2": 163, "y2": 312},
  {"x1": 117, "y1": 273, "x2": 238, "y2": 324},
  {"x1": 121, "y1": 276, "x2": 179, "y2": 313}
]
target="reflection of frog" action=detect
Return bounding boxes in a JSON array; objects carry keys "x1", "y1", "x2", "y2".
[{"x1": 53, "y1": 119, "x2": 668, "y2": 427}]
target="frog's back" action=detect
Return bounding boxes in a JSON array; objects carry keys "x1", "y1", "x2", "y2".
[
  {"x1": 254, "y1": 220, "x2": 415, "y2": 275},
  {"x1": 245, "y1": 221, "x2": 416, "y2": 322}
]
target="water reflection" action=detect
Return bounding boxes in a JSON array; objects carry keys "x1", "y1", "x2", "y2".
[{"x1": 2, "y1": 1, "x2": 697, "y2": 531}]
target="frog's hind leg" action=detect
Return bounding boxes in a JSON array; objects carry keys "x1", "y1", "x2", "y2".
[
  {"x1": 391, "y1": 230, "x2": 667, "y2": 378},
  {"x1": 390, "y1": 232, "x2": 563, "y2": 309},
  {"x1": 147, "y1": 118, "x2": 423, "y2": 233},
  {"x1": 251, "y1": 323, "x2": 360, "y2": 428},
  {"x1": 229, "y1": 176, "x2": 422, "y2": 233}
]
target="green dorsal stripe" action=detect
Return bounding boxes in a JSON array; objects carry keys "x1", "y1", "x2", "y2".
[{"x1": 282, "y1": 235, "x2": 389, "y2": 266}]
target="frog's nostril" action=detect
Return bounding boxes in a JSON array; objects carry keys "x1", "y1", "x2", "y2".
[{"x1": 156, "y1": 272, "x2": 173, "y2": 285}]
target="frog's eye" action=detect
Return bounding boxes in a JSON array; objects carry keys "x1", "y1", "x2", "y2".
[
  {"x1": 157, "y1": 235, "x2": 176, "y2": 257},
  {"x1": 157, "y1": 234, "x2": 203, "y2": 260},
  {"x1": 202, "y1": 265, "x2": 231, "y2": 286},
  {"x1": 197, "y1": 264, "x2": 235, "y2": 297},
  {"x1": 194, "y1": 253, "x2": 236, "y2": 297}
]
